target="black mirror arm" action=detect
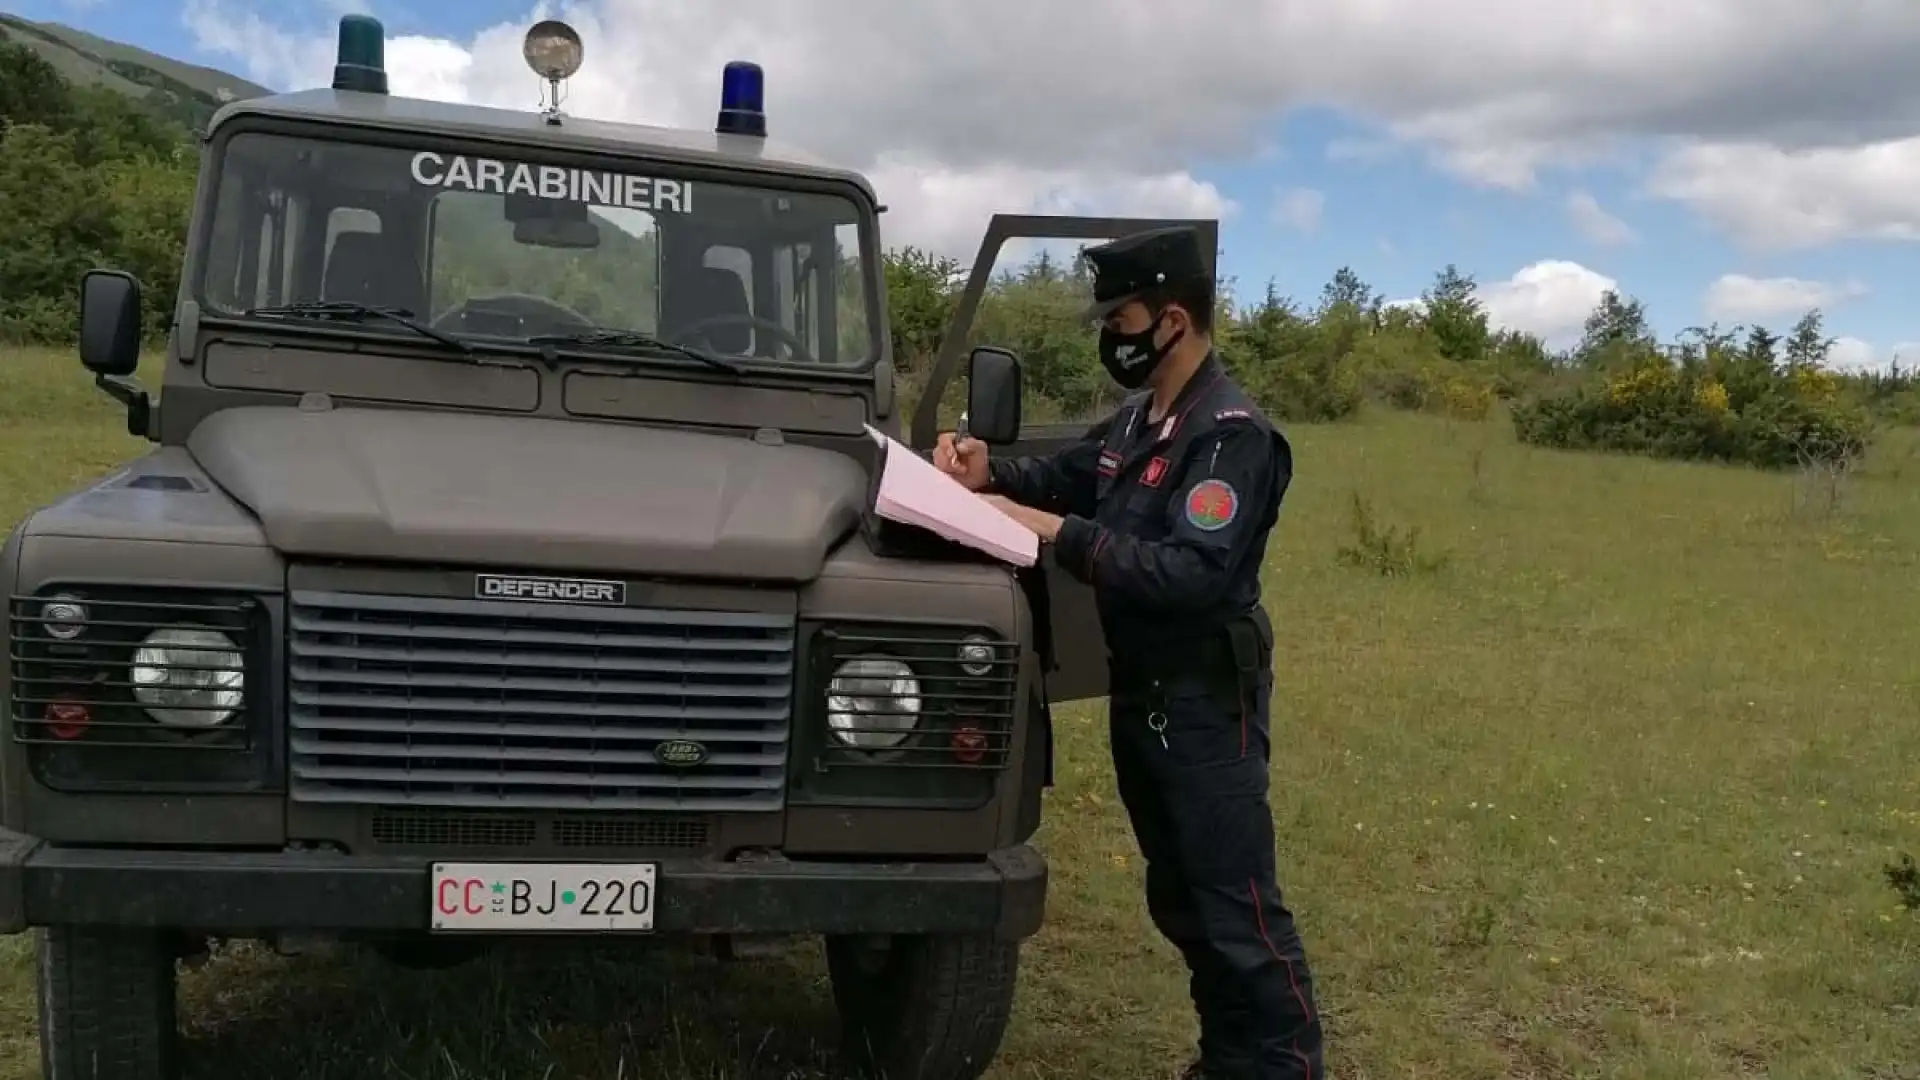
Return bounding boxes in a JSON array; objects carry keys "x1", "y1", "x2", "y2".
[{"x1": 94, "y1": 373, "x2": 152, "y2": 438}]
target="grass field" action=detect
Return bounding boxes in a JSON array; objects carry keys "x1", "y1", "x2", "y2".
[{"x1": 3, "y1": 344, "x2": 1919, "y2": 1078}]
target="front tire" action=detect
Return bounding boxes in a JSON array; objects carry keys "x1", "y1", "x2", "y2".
[
  {"x1": 826, "y1": 932, "x2": 1020, "y2": 1080},
  {"x1": 37, "y1": 926, "x2": 180, "y2": 1080}
]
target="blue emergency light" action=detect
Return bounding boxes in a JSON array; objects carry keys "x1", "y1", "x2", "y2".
[
  {"x1": 332, "y1": 14, "x2": 389, "y2": 95},
  {"x1": 715, "y1": 61, "x2": 767, "y2": 138}
]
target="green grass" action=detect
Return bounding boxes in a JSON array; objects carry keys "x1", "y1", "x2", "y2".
[{"x1": 4, "y1": 345, "x2": 1920, "y2": 1078}]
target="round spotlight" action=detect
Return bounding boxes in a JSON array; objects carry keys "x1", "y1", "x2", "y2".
[{"x1": 522, "y1": 19, "x2": 583, "y2": 82}]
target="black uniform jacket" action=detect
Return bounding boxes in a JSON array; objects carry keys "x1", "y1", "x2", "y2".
[{"x1": 984, "y1": 353, "x2": 1293, "y2": 664}]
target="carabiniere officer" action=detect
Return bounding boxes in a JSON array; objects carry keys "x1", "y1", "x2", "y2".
[{"x1": 934, "y1": 225, "x2": 1324, "y2": 1080}]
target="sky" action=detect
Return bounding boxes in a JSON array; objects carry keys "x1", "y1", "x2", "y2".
[{"x1": 21, "y1": 0, "x2": 1920, "y2": 369}]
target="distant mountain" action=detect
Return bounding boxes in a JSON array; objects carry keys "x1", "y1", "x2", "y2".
[{"x1": 0, "y1": 11, "x2": 267, "y2": 128}]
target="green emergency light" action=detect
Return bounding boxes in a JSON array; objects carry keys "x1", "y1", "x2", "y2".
[{"x1": 332, "y1": 14, "x2": 388, "y2": 95}]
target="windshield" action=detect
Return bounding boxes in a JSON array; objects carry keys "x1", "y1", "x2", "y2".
[{"x1": 195, "y1": 131, "x2": 878, "y2": 369}]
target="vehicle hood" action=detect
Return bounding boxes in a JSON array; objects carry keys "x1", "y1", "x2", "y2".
[{"x1": 185, "y1": 405, "x2": 871, "y2": 582}]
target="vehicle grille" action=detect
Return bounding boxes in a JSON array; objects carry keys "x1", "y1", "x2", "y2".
[
  {"x1": 287, "y1": 590, "x2": 795, "y2": 810},
  {"x1": 368, "y1": 808, "x2": 712, "y2": 852}
]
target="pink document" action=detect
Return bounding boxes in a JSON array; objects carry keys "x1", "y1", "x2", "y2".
[{"x1": 865, "y1": 426, "x2": 1039, "y2": 567}]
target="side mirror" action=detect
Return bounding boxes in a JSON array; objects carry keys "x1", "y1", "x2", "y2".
[
  {"x1": 78, "y1": 269, "x2": 143, "y2": 377},
  {"x1": 965, "y1": 346, "x2": 1022, "y2": 445}
]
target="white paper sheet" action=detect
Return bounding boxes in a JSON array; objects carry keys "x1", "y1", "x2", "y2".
[{"x1": 864, "y1": 425, "x2": 1039, "y2": 567}]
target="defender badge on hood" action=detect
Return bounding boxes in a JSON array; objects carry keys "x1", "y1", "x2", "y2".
[{"x1": 475, "y1": 574, "x2": 626, "y2": 605}]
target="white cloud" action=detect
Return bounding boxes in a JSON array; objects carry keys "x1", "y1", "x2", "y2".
[
  {"x1": 1565, "y1": 190, "x2": 1636, "y2": 246},
  {"x1": 1828, "y1": 336, "x2": 1881, "y2": 372},
  {"x1": 177, "y1": 0, "x2": 1920, "y2": 260},
  {"x1": 1481, "y1": 260, "x2": 1618, "y2": 346},
  {"x1": 1387, "y1": 259, "x2": 1618, "y2": 348},
  {"x1": 865, "y1": 156, "x2": 1232, "y2": 266},
  {"x1": 1702, "y1": 274, "x2": 1865, "y2": 322},
  {"x1": 1270, "y1": 188, "x2": 1324, "y2": 232},
  {"x1": 1645, "y1": 138, "x2": 1920, "y2": 249}
]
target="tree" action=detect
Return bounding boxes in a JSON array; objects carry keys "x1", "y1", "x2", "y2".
[
  {"x1": 1574, "y1": 290, "x2": 1656, "y2": 369},
  {"x1": 1741, "y1": 324, "x2": 1780, "y2": 371},
  {"x1": 0, "y1": 40, "x2": 198, "y2": 343},
  {"x1": 882, "y1": 246, "x2": 961, "y2": 369},
  {"x1": 1783, "y1": 309, "x2": 1833, "y2": 370},
  {"x1": 1419, "y1": 263, "x2": 1489, "y2": 366},
  {"x1": 1674, "y1": 323, "x2": 1741, "y2": 373},
  {"x1": 1317, "y1": 266, "x2": 1379, "y2": 318},
  {"x1": 0, "y1": 40, "x2": 75, "y2": 131}
]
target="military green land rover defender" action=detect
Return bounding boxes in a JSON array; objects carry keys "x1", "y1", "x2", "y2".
[{"x1": 0, "y1": 16, "x2": 1218, "y2": 1080}]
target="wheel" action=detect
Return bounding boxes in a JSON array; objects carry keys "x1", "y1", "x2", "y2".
[
  {"x1": 36, "y1": 926, "x2": 180, "y2": 1080},
  {"x1": 825, "y1": 932, "x2": 1021, "y2": 1080}
]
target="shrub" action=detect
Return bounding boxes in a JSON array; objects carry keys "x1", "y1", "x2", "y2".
[
  {"x1": 1354, "y1": 356, "x2": 1497, "y2": 420},
  {"x1": 1216, "y1": 287, "x2": 1365, "y2": 424},
  {"x1": 1335, "y1": 491, "x2": 1446, "y2": 577},
  {"x1": 1243, "y1": 345, "x2": 1365, "y2": 424},
  {"x1": 1886, "y1": 854, "x2": 1920, "y2": 912},
  {"x1": 1511, "y1": 353, "x2": 1871, "y2": 470}
]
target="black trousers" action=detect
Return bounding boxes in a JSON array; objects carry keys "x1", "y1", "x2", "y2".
[{"x1": 1108, "y1": 662, "x2": 1324, "y2": 1079}]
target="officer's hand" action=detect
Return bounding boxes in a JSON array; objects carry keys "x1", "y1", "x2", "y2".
[
  {"x1": 979, "y1": 493, "x2": 1026, "y2": 521},
  {"x1": 981, "y1": 494, "x2": 1062, "y2": 541},
  {"x1": 933, "y1": 431, "x2": 990, "y2": 491}
]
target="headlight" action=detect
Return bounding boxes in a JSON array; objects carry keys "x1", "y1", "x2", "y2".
[
  {"x1": 39, "y1": 593, "x2": 87, "y2": 640},
  {"x1": 827, "y1": 657, "x2": 921, "y2": 749},
  {"x1": 130, "y1": 627, "x2": 245, "y2": 729},
  {"x1": 957, "y1": 634, "x2": 996, "y2": 677}
]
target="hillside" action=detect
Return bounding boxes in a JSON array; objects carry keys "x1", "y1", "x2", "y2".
[{"x1": 0, "y1": 11, "x2": 264, "y2": 128}]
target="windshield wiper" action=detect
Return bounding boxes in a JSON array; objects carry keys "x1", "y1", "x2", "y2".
[
  {"x1": 242, "y1": 301, "x2": 472, "y2": 354},
  {"x1": 526, "y1": 329, "x2": 742, "y2": 375}
]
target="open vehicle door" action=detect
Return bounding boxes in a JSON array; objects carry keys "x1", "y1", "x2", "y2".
[{"x1": 911, "y1": 214, "x2": 1220, "y2": 705}]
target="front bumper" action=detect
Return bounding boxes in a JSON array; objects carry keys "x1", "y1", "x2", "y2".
[{"x1": 0, "y1": 829, "x2": 1048, "y2": 941}]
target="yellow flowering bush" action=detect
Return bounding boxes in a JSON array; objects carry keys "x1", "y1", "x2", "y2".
[
  {"x1": 1791, "y1": 364, "x2": 1841, "y2": 406},
  {"x1": 1352, "y1": 351, "x2": 1500, "y2": 421},
  {"x1": 1694, "y1": 379, "x2": 1730, "y2": 414},
  {"x1": 1514, "y1": 354, "x2": 1870, "y2": 469},
  {"x1": 1439, "y1": 375, "x2": 1495, "y2": 420},
  {"x1": 1605, "y1": 359, "x2": 1679, "y2": 406}
]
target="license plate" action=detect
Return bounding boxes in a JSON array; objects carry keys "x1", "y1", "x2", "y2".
[{"x1": 429, "y1": 862, "x2": 657, "y2": 932}]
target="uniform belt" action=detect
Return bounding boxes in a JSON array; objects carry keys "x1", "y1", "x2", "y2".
[
  {"x1": 1107, "y1": 609, "x2": 1270, "y2": 691},
  {"x1": 1108, "y1": 630, "x2": 1237, "y2": 689}
]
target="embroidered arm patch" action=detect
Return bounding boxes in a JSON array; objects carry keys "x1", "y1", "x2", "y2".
[{"x1": 1183, "y1": 478, "x2": 1239, "y2": 531}]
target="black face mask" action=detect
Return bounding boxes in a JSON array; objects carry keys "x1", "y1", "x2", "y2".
[{"x1": 1098, "y1": 309, "x2": 1184, "y2": 389}]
